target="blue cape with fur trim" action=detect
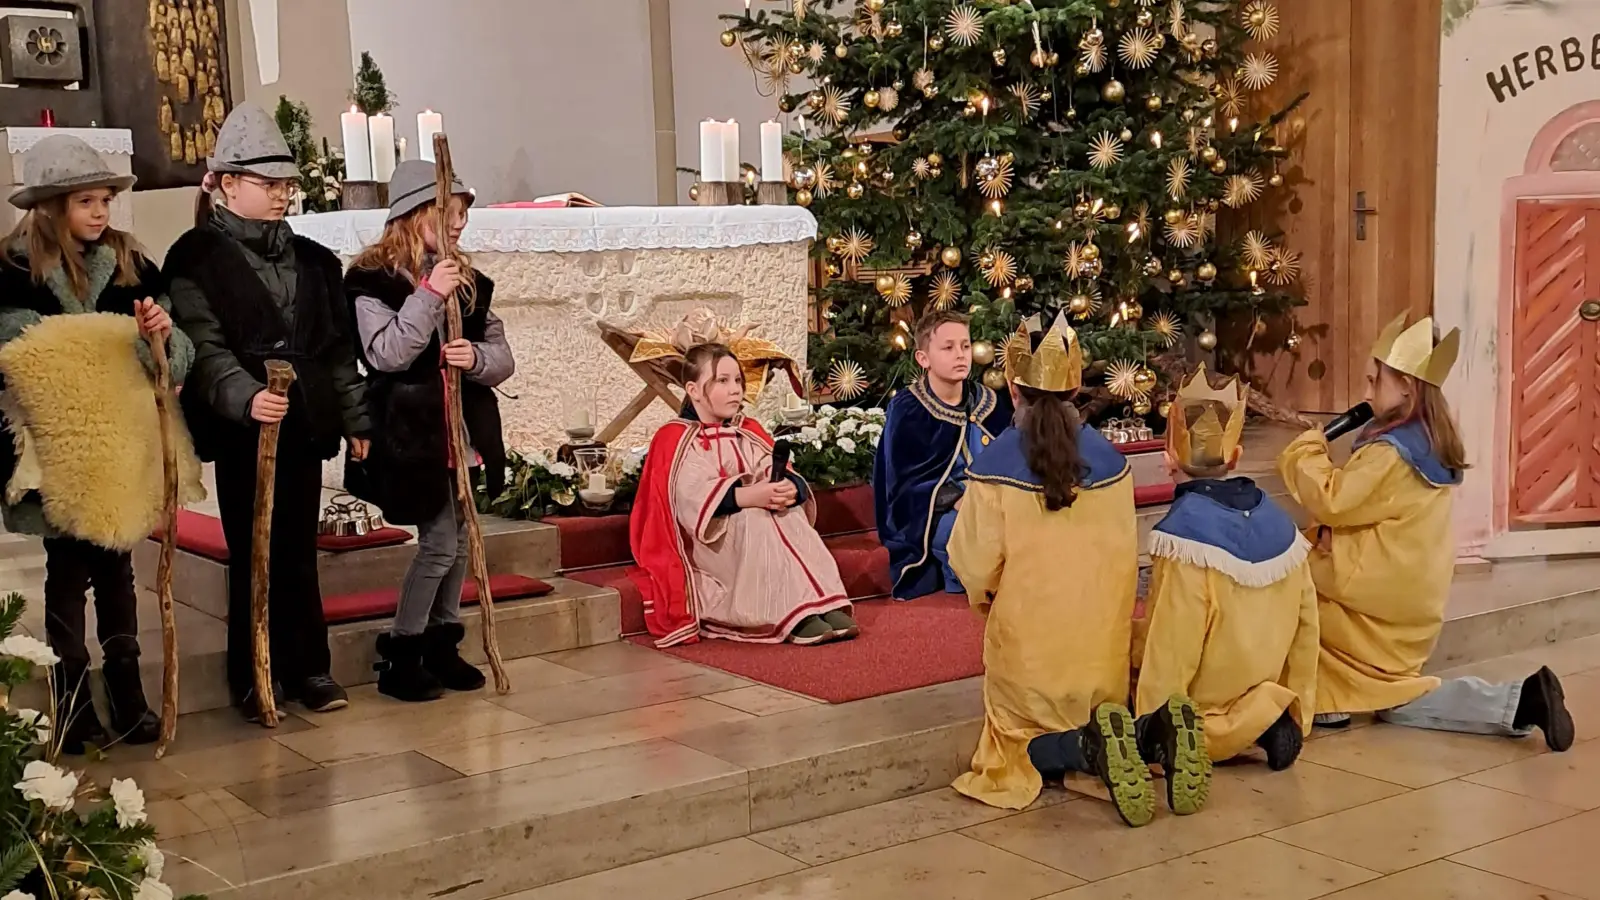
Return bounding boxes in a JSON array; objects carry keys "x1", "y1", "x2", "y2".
[
  {"x1": 1148, "y1": 478, "x2": 1310, "y2": 587},
  {"x1": 965, "y1": 423, "x2": 1128, "y2": 493},
  {"x1": 1354, "y1": 420, "x2": 1462, "y2": 488}
]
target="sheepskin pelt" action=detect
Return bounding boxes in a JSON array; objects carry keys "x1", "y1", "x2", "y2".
[{"x1": 0, "y1": 312, "x2": 203, "y2": 550}]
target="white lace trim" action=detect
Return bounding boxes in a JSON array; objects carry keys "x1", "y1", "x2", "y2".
[
  {"x1": 288, "y1": 206, "x2": 819, "y2": 256},
  {"x1": 5, "y1": 127, "x2": 135, "y2": 156},
  {"x1": 1147, "y1": 529, "x2": 1312, "y2": 588}
]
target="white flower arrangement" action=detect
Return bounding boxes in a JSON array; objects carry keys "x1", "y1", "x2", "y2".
[
  {"x1": 0, "y1": 636, "x2": 58, "y2": 669},
  {"x1": 772, "y1": 406, "x2": 886, "y2": 487},
  {"x1": 477, "y1": 448, "x2": 584, "y2": 519},
  {"x1": 109, "y1": 778, "x2": 148, "y2": 828},
  {"x1": 15, "y1": 761, "x2": 77, "y2": 811}
]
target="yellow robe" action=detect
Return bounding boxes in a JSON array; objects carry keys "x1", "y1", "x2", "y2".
[
  {"x1": 1278, "y1": 428, "x2": 1456, "y2": 713},
  {"x1": 1135, "y1": 556, "x2": 1320, "y2": 761},
  {"x1": 948, "y1": 426, "x2": 1137, "y2": 810}
]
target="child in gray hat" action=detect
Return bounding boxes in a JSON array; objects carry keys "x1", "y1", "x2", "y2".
[
  {"x1": 164, "y1": 102, "x2": 371, "y2": 721},
  {"x1": 0, "y1": 134, "x2": 196, "y2": 753},
  {"x1": 344, "y1": 158, "x2": 513, "y2": 702}
]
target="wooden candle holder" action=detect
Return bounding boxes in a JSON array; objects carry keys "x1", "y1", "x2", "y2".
[
  {"x1": 696, "y1": 182, "x2": 743, "y2": 206},
  {"x1": 756, "y1": 182, "x2": 789, "y2": 205}
]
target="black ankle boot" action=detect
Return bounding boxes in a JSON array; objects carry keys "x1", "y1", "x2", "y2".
[
  {"x1": 422, "y1": 623, "x2": 486, "y2": 692},
  {"x1": 52, "y1": 662, "x2": 107, "y2": 756},
  {"x1": 1255, "y1": 711, "x2": 1304, "y2": 771},
  {"x1": 1514, "y1": 666, "x2": 1574, "y2": 752},
  {"x1": 102, "y1": 656, "x2": 160, "y2": 745},
  {"x1": 375, "y1": 633, "x2": 443, "y2": 703}
]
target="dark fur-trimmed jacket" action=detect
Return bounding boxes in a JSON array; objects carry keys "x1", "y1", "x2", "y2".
[{"x1": 0, "y1": 241, "x2": 196, "y2": 537}]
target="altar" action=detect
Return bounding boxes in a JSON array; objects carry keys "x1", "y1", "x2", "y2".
[{"x1": 289, "y1": 205, "x2": 817, "y2": 461}]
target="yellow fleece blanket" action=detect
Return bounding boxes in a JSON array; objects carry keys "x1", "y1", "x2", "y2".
[{"x1": 0, "y1": 312, "x2": 204, "y2": 550}]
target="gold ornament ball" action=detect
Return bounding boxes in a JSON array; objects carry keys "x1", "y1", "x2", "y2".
[
  {"x1": 1068, "y1": 293, "x2": 1093, "y2": 315},
  {"x1": 1075, "y1": 60, "x2": 1091, "y2": 76},
  {"x1": 929, "y1": 33, "x2": 946, "y2": 50},
  {"x1": 928, "y1": 164, "x2": 944, "y2": 178},
  {"x1": 1132, "y1": 396, "x2": 1152, "y2": 416},
  {"x1": 825, "y1": 261, "x2": 842, "y2": 277},
  {"x1": 835, "y1": 42, "x2": 849, "y2": 58},
  {"x1": 1167, "y1": 268, "x2": 1185, "y2": 284},
  {"x1": 807, "y1": 91, "x2": 824, "y2": 110},
  {"x1": 1151, "y1": 32, "x2": 1166, "y2": 50},
  {"x1": 875, "y1": 274, "x2": 897, "y2": 296},
  {"x1": 1048, "y1": 50, "x2": 1061, "y2": 66},
  {"x1": 1249, "y1": 7, "x2": 1268, "y2": 26},
  {"x1": 1125, "y1": 300, "x2": 1145, "y2": 321},
  {"x1": 1269, "y1": 172, "x2": 1285, "y2": 188},
  {"x1": 1073, "y1": 199, "x2": 1092, "y2": 217},
  {"x1": 865, "y1": 0, "x2": 886, "y2": 11},
  {"x1": 878, "y1": 168, "x2": 896, "y2": 185},
  {"x1": 961, "y1": 102, "x2": 977, "y2": 118},
  {"x1": 941, "y1": 246, "x2": 963, "y2": 267},
  {"x1": 905, "y1": 229, "x2": 924, "y2": 250},
  {"x1": 1200, "y1": 145, "x2": 1219, "y2": 163},
  {"x1": 983, "y1": 367, "x2": 1008, "y2": 390},
  {"x1": 1211, "y1": 157, "x2": 1228, "y2": 174},
  {"x1": 1146, "y1": 94, "x2": 1163, "y2": 112},
  {"x1": 864, "y1": 89, "x2": 881, "y2": 108},
  {"x1": 1198, "y1": 330, "x2": 1218, "y2": 351},
  {"x1": 857, "y1": 141, "x2": 874, "y2": 156},
  {"x1": 1083, "y1": 258, "x2": 1103, "y2": 277},
  {"x1": 795, "y1": 188, "x2": 814, "y2": 207},
  {"x1": 1066, "y1": 106, "x2": 1079, "y2": 121},
  {"x1": 1137, "y1": 9, "x2": 1155, "y2": 26},
  {"x1": 976, "y1": 154, "x2": 1001, "y2": 181},
  {"x1": 791, "y1": 165, "x2": 817, "y2": 189},
  {"x1": 1202, "y1": 38, "x2": 1219, "y2": 55},
  {"x1": 1040, "y1": 88, "x2": 1053, "y2": 102},
  {"x1": 885, "y1": 19, "x2": 903, "y2": 37},
  {"x1": 1197, "y1": 262, "x2": 1218, "y2": 282},
  {"x1": 979, "y1": 250, "x2": 997, "y2": 268},
  {"x1": 719, "y1": 30, "x2": 737, "y2": 47},
  {"x1": 847, "y1": 182, "x2": 866, "y2": 199},
  {"x1": 827, "y1": 235, "x2": 844, "y2": 253},
  {"x1": 1103, "y1": 79, "x2": 1126, "y2": 102},
  {"x1": 1015, "y1": 275, "x2": 1034, "y2": 293},
  {"x1": 1206, "y1": 198, "x2": 1221, "y2": 211},
  {"x1": 1254, "y1": 319, "x2": 1270, "y2": 337},
  {"x1": 1031, "y1": 48, "x2": 1049, "y2": 67},
  {"x1": 1163, "y1": 207, "x2": 1185, "y2": 225},
  {"x1": 923, "y1": 83, "x2": 940, "y2": 99},
  {"x1": 778, "y1": 95, "x2": 795, "y2": 113},
  {"x1": 971, "y1": 340, "x2": 996, "y2": 366},
  {"x1": 1157, "y1": 399, "x2": 1173, "y2": 418},
  {"x1": 927, "y1": 152, "x2": 944, "y2": 166},
  {"x1": 1285, "y1": 332, "x2": 1303, "y2": 351},
  {"x1": 688, "y1": 183, "x2": 700, "y2": 201},
  {"x1": 1133, "y1": 367, "x2": 1158, "y2": 393},
  {"x1": 789, "y1": 58, "x2": 804, "y2": 74},
  {"x1": 1082, "y1": 242, "x2": 1101, "y2": 262},
  {"x1": 1183, "y1": 108, "x2": 1197, "y2": 123},
  {"x1": 993, "y1": 48, "x2": 1008, "y2": 66},
  {"x1": 1103, "y1": 202, "x2": 1121, "y2": 220},
  {"x1": 1120, "y1": 127, "x2": 1135, "y2": 142},
  {"x1": 1144, "y1": 256, "x2": 1164, "y2": 276}
]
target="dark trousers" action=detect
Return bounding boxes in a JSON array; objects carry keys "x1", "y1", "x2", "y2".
[
  {"x1": 214, "y1": 439, "x2": 331, "y2": 698},
  {"x1": 42, "y1": 537, "x2": 140, "y2": 670},
  {"x1": 1028, "y1": 730, "x2": 1088, "y2": 781}
]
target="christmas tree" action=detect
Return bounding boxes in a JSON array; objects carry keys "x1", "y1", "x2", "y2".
[
  {"x1": 350, "y1": 50, "x2": 398, "y2": 116},
  {"x1": 274, "y1": 96, "x2": 345, "y2": 213},
  {"x1": 720, "y1": 0, "x2": 1306, "y2": 421}
]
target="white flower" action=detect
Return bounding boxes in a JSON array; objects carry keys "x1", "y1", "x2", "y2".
[
  {"x1": 0, "y1": 635, "x2": 59, "y2": 667},
  {"x1": 622, "y1": 448, "x2": 647, "y2": 475},
  {"x1": 870, "y1": 432, "x2": 881, "y2": 448},
  {"x1": 110, "y1": 777, "x2": 148, "y2": 828},
  {"x1": 818, "y1": 405, "x2": 837, "y2": 418},
  {"x1": 4, "y1": 891, "x2": 36, "y2": 900},
  {"x1": 548, "y1": 462, "x2": 577, "y2": 480},
  {"x1": 15, "y1": 760, "x2": 78, "y2": 810},
  {"x1": 861, "y1": 422, "x2": 883, "y2": 435},
  {"x1": 837, "y1": 418, "x2": 859, "y2": 436},
  {"x1": 811, "y1": 440, "x2": 823, "y2": 450},
  {"x1": 132, "y1": 879, "x2": 173, "y2": 900},
  {"x1": 134, "y1": 840, "x2": 164, "y2": 880},
  {"x1": 798, "y1": 426, "x2": 820, "y2": 443},
  {"x1": 14, "y1": 708, "x2": 50, "y2": 744},
  {"x1": 837, "y1": 437, "x2": 858, "y2": 454}
]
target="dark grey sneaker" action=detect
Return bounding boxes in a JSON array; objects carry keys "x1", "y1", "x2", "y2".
[
  {"x1": 789, "y1": 615, "x2": 835, "y2": 646},
  {"x1": 821, "y1": 609, "x2": 860, "y2": 640},
  {"x1": 292, "y1": 674, "x2": 349, "y2": 713},
  {"x1": 1255, "y1": 711, "x2": 1304, "y2": 771}
]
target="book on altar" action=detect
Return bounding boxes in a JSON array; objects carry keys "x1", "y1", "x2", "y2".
[{"x1": 486, "y1": 192, "x2": 603, "y2": 210}]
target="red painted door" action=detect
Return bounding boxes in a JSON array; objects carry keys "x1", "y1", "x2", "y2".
[{"x1": 1511, "y1": 199, "x2": 1600, "y2": 526}]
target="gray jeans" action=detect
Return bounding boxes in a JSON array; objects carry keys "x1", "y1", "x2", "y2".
[
  {"x1": 1377, "y1": 676, "x2": 1533, "y2": 737},
  {"x1": 393, "y1": 492, "x2": 467, "y2": 636}
]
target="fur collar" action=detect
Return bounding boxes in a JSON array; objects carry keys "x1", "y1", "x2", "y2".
[{"x1": 9, "y1": 239, "x2": 118, "y2": 315}]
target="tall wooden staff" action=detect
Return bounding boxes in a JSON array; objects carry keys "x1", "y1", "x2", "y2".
[
  {"x1": 145, "y1": 327, "x2": 181, "y2": 757},
  {"x1": 433, "y1": 133, "x2": 510, "y2": 694},
  {"x1": 248, "y1": 360, "x2": 296, "y2": 726}
]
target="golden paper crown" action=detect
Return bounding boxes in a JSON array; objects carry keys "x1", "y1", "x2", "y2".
[
  {"x1": 1166, "y1": 363, "x2": 1249, "y2": 470},
  {"x1": 1371, "y1": 312, "x2": 1460, "y2": 387},
  {"x1": 1003, "y1": 312, "x2": 1083, "y2": 393}
]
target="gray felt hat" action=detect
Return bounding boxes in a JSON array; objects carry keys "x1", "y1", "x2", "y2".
[
  {"x1": 386, "y1": 159, "x2": 474, "y2": 222},
  {"x1": 9, "y1": 134, "x2": 137, "y2": 210},
  {"x1": 207, "y1": 102, "x2": 300, "y2": 179}
]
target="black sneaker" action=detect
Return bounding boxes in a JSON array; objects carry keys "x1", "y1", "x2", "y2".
[
  {"x1": 1081, "y1": 703, "x2": 1156, "y2": 828},
  {"x1": 1256, "y1": 711, "x2": 1304, "y2": 771},
  {"x1": 236, "y1": 681, "x2": 287, "y2": 724},
  {"x1": 1136, "y1": 694, "x2": 1212, "y2": 815},
  {"x1": 292, "y1": 674, "x2": 349, "y2": 713},
  {"x1": 1514, "y1": 666, "x2": 1574, "y2": 752}
]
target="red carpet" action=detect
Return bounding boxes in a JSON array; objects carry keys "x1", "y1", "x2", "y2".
[{"x1": 629, "y1": 593, "x2": 985, "y2": 703}]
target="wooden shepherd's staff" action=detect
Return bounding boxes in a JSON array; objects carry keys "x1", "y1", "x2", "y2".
[
  {"x1": 433, "y1": 133, "x2": 510, "y2": 694},
  {"x1": 249, "y1": 360, "x2": 296, "y2": 727},
  {"x1": 145, "y1": 327, "x2": 181, "y2": 757}
]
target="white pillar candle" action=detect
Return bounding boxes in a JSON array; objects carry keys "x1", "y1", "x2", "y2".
[
  {"x1": 341, "y1": 107, "x2": 374, "y2": 181},
  {"x1": 699, "y1": 119, "x2": 724, "y2": 182},
  {"x1": 721, "y1": 120, "x2": 741, "y2": 184},
  {"x1": 368, "y1": 114, "x2": 397, "y2": 183},
  {"x1": 587, "y1": 473, "x2": 607, "y2": 493},
  {"x1": 418, "y1": 109, "x2": 444, "y2": 163},
  {"x1": 760, "y1": 120, "x2": 784, "y2": 182}
]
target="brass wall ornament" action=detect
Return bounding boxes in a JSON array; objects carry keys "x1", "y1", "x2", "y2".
[{"x1": 1, "y1": 15, "x2": 83, "y2": 83}]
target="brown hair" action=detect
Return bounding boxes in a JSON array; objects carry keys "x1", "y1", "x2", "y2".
[
  {"x1": 3, "y1": 195, "x2": 144, "y2": 299},
  {"x1": 1016, "y1": 384, "x2": 1085, "y2": 511},
  {"x1": 1374, "y1": 363, "x2": 1470, "y2": 473},
  {"x1": 914, "y1": 309, "x2": 970, "y2": 350},
  {"x1": 684, "y1": 342, "x2": 740, "y2": 385},
  {"x1": 350, "y1": 197, "x2": 479, "y2": 313}
]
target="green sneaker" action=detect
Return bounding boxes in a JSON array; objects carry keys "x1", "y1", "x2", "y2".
[
  {"x1": 1141, "y1": 694, "x2": 1212, "y2": 816},
  {"x1": 821, "y1": 609, "x2": 860, "y2": 639},
  {"x1": 1082, "y1": 703, "x2": 1156, "y2": 828},
  {"x1": 789, "y1": 615, "x2": 835, "y2": 645}
]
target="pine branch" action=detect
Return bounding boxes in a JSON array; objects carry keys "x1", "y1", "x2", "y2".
[{"x1": 0, "y1": 840, "x2": 38, "y2": 893}]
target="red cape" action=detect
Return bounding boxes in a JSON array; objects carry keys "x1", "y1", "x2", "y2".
[{"x1": 628, "y1": 416, "x2": 776, "y2": 647}]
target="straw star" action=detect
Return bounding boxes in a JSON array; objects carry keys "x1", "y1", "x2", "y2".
[{"x1": 1089, "y1": 131, "x2": 1125, "y2": 170}]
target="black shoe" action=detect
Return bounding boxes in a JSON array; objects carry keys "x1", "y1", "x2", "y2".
[
  {"x1": 377, "y1": 632, "x2": 444, "y2": 702},
  {"x1": 421, "y1": 623, "x2": 486, "y2": 693},
  {"x1": 1081, "y1": 703, "x2": 1156, "y2": 828},
  {"x1": 236, "y1": 681, "x2": 287, "y2": 724},
  {"x1": 1514, "y1": 666, "x2": 1574, "y2": 752},
  {"x1": 1135, "y1": 695, "x2": 1211, "y2": 815},
  {"x1": 102, "y1": 656, "x2": 160, "y2": 746},
  {"x1": 291, "y1": 674, "x2": 349, "y2": 713},
  {"x1": 1256, "y1": 711, "x2": 1304, "y2": 771},
  {"x1": 53, "y1": 662, "x2": 107, "y2": 756}
]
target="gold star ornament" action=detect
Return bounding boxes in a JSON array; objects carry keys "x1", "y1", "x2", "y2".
[
  {"x1": 945, "y1": 4, "x2": 984, "y2": 47},
  {"x1": 837, "y1": 227, "x2": 875, "y2": 264},
  {"x1": 826, "y1": 359, "x2": 870, "y2": 401},
  {"x1": 1090, "y1": 131, "x2": 1125, "y2": 170}
]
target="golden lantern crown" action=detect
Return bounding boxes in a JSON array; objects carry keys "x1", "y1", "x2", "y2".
[
  {"x1": 1371, "y1": 312, "x2": 1460, "y2": 387},
  {"x1": 1003, "y1": 312, "x2": 1083, "y2": 393},
  {"x1": 1167, "y1": 363, "x2": 1249, "y2": 471}
]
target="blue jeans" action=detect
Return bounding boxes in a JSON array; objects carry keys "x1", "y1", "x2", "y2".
[
  {"x1": 1377, "y1": 677, "x2": 1531, "y2": 737},
  {"x1": 932, "y1": 509, "x2": 963, "y2": 594}
]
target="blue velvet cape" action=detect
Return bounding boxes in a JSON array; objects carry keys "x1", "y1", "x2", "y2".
[
  {"x1": 1353, "y1": 420, "x2": 1462, "y2": 488},
  {"x1": 873, "y1": 377, "x2": 1012, "y2": 599}
]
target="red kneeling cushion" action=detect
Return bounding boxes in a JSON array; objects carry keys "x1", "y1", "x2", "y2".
[
  {"x1": 1134, "y1": 482, "x2": 1177, "y2": 506},
  {"x1": 322, "y1": 573, "x2": 554, "y2": 624},
  {"x1": 317, "y1": 528, "x2": 412, "y2": 553},
  {"x1": 155, "y1": 510, "x2": 414, "y2": 561}
]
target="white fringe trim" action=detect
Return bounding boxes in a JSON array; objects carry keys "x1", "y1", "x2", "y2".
[{"x1": 1147, "y1": 528, "x2": 1311, "y2": 588}]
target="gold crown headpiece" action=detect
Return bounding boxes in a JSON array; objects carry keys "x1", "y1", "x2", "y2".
[
  {"x1": 1371, "y1": 312, "x2": 1460, "y2": 387},
  {"x1": 1002, "y1": 312, "x2": 1083, "y2": 393},
  {"x1": 1166, "y1": 363, "x2": 1249, "y2": 470}
]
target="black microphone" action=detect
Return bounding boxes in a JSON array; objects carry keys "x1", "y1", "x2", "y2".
[
  {"x1": 1323, "y1": 402, "x2": 1374, "y2": 441},
  {"x1": 770, "y1": 441, "x2": 791, "y2": 483}
]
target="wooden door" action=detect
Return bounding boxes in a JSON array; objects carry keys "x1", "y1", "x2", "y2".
[
  {"x1": 1254, "y1": 0, "x2": 1440, "y2": 413},
  {"x1": 1510, "y1": 200, "x2": 1600, "y2": 525}
]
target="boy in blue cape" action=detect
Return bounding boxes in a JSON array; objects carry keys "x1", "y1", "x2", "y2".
[{"x1": 873, "y1": 310, "x2": 1012, "y2": 599}]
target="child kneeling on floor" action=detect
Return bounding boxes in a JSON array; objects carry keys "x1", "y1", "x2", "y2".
[
  {"x1": 1135, "y1": 365, "x2": 1319, "y2": 778},
  {"x1": 344, "y1": 160, "x2": 515, "y2": 702},
  {"x1": 1279, "y1": 313, "x2": 1572, "y2": 750}
]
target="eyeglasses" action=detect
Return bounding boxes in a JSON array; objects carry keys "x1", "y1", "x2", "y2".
[{"x1": 239, "y1": 176, "x2": 295, "y2": 199}]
